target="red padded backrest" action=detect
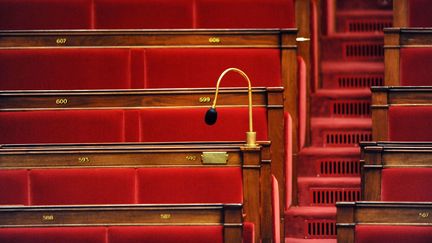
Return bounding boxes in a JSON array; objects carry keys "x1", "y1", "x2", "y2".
[
  {"x1": 0, "y1": 49, "x2": 144, "y2": 90},
  {"x1": 30, "y1": 168, "x2": 135, "y2": 205},
  {"x1": 139, "y1": 108, "x2": 268, "y2": 142},
  {"x1": 243, "y1": 222, "x2": 255, "y2": 243},
  {"x1": 356, "y1": 225, "x2": 432, "y2": 243},
  {"x1": 0, "y1": 170, "x2": 28, "y2": 205},
  {"x1": 0, "y1": 110, "x2": 127, "y2": 144},
  {"x1": 0, "y1": 0, "x2": 92, "y2": 30},
  {"x1": 0, "y1": 227, "x2": 106, "y2": 243},
  {"x1": 381, "y1": 168, "x2": 432, "y2": 202},
  {"x1": 408, "y1": 0, "x2": 432, "y2": 27},
  {"x1": 137, "y1": 167, "x2": 243, "y2": 204},
  {"x1": 195, "y1": 0, "x2": 295, "y2": 28},
  {"x1": 94, "y1": 0, "x2": 193, "y2": 29},
  {"x1": 400, "y1": 48, "x2": 432, "y2": 86},
  {"x1": 388, "y1": 106, "x2": 432, "y2": 141},
  {"x1": 145, "y1": 49, "x2": 281, "y2": 88},
  {"x1": 272, "y1": 175, "x2": 280, "y2": 243},
  {"x1": 108, "y1": 226, "x2": 223, "y2": 243}
]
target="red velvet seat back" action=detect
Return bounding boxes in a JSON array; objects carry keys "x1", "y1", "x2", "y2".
[
  {"x1": 139, "y1": 108, "x2": 268, "y2": 142},
  {"x1": 0, "y1": 0, "x2": 92, "y2": 30},
  {"x1": 356, "y1": 225, "x2": 432, "y2": 243},
  {"x1": 381, "y1": 168, "x2": 432, "y2": 202},
  {"x1": 408, "y1": 0, "x2": 432, "y2": 27},
  {"x1": 400, "y1": 48, "x2": 432, "y2": 86},
  {"x1": 137, "y1": 167, "x2": 243, "y2": 204},
  {"x1": 388, "y1": 106, "x2": 432, "y2": 141},
  {"x1": 30, "y1": 168, "x2": 135, "y2": 205},
  {"x1": 0, "y1": 227, "x2": 106, "y2": 243},
  {"x1": 195, "y1": 0, "x2": 295, "y2": 28},
  {"x1": 0, "y1": 49, "x2": 144, "y2": 90},
  {"x1": 0, "y1": 110, "x2": 127, "y2": 144},
  {"x1": 145, "y1": 49, "x2": 282, "y2": 88},
  {"x1": 0, "y1": 170, "x2": 28, "y2": 205},
  {"x1": 94, "y1": 0, "x2": 193, "y2": 29},
  {"x1": 109, "y1": 226, "x2": 223, "y2": 243}
]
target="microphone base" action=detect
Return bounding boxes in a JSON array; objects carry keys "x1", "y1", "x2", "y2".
[{"x1": 246, "y1": 131, "x2": 258, "y2": 148}]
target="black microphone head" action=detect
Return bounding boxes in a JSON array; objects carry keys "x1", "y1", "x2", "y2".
[{"x1": 205, "y1": 108, "x2": 218, "y2": 125}]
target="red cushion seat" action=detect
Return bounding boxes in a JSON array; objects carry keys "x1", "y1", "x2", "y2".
[
  {"x1": 388, "y1": 106, "x2": 432, "y2": 141},
  {"x1": 408, "y1": 0, "x2": 432, "y2": 27},
  {"x1": 139, "y1": 108, "x2": 268, "y2": 142},
  {"x1": 0, "y1": 110, "x2": 127, "y2": 144},
  {"x1": 356, "y1": 225, "x2": 432, "y2": 243},
  {"x1": 137, "y1": 167, "x2": 243, "y2": 204},
  {"x1": 0, "y1": 0, "x2": 92, "y2": 30},
  {"x1": 0, "y1": 227, "x2": 106, "y2": 243},
  {"x1": 0, "y1": 170, "x2": 28, "y2": 205},
  {"x1": 30, "y1": 168, "x2": 136, "y2": 205}
]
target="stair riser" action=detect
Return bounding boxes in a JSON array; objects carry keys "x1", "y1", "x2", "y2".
[
  {"x1": 311, "y1": 128, "x2": 372, "y2": 147},
  {"x1": 285, "y1": 214, "x2": 336, "y2": 239},
  {"x1": 298, "y1": 155, "x2": 361, "y2": 177},
  {"x1": 336, "y1": 0, "x2": 393, "y2": 11},
  {"x1": 321, "y1": 72, "x2": 383, "y2": 89},
  {"x1": 321, "y1": 38, "x2": 383, "y2": 62},
  {"x1": 298, "y1": 186, "x2": 361, "y2": 206},
  {"x1": 336, "y1": 15, "x2": 392, "y2": 33},
  {"x1": 311, "y1": 96, "x2": 371, "y2": 118}
]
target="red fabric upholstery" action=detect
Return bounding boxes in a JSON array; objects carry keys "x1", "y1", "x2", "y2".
[
  {"x1": 272, "y1": 175, "x2": 280, "y2": 243},
  {"x1": 94, "y1": 0, "x2": 193, "y2": 29},
  {"x1": 356, "y1": 225, "x2": 432, "y2": 243},
  {"x1": 284, "y1": 112, "x2": 293, "y2": 209},
  {"x1": 0, "y1": 170, "x2": 28, "y2": 205},
  {"x1": 30, "y1": 168, "x2": 135, "y2": 205},
  {"x1": 0, "y1": 227, "x2": 106, "y2": 243},
  {"x1": 195, "y1": 0, "x2": 294, "y2": 28},
  {"x1": 137, "y1": 167, "x2": 242, "y2": 204},
  {"x1": 0, "y1": 110, "x2": 126, "y2": 144},
  {"x1": 298, "y1": 56, "x2": 307, "y2": 149},
  {"x1": 0, "y1": 49, "x2": 140, "y2": 90},
  {"x1": 243, "y1": 222, "x2": 255, "y2": 243},
  {"x1": 388, "y1": 106, "x2": 432, "y2": 141},
  {"x1": 0, "y1": 0, "x2": 92, "y2": 30},
  {"x1": 109, "y1": 226, "x2": 223, "y2": 243},
  {"x1": 139, "y1": 108, "x2": 268, "y2": 142},
  {"x1": 408, "y1": 0, "x2": 432, "y2": 27},
  {"x1": 400, "y1": 48, "x2": 432, "y2": 86},
  {"x1": 145, "y1": 49, "x2": 281, "y2": 88},
  {"x1": 381, "y1": 168, "x2": 432, "y2": 201}
]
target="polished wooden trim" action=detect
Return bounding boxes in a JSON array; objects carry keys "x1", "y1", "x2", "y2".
[
  {"x1": 0, "y1": 203, "x2": 242, "y2": 243},
  {"x1": 393, "y1": 0, "x2": 409, "y2": 27},
  {"x1": 0, "y1": 142, "x2": 266, "y2": 242},
  {"x1": 337, "y1": 201, "x2": 432, "y2": 243},
  {"x1": 361, "y1": 144, "x2": 432, "y2": 201},
  {"x1": 0, "y1": 29, "x2": 297, "y2": 49}
]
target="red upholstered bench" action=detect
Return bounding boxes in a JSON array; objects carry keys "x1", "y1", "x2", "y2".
[
  {"x1": 195, "y1": 0, "x2": 294, "y2": 28},
  {"x1": 381, "y1": 168, "x2": 432, "y2": 202},
  {"x1": 356, "y1": 225, "x2": 432, "y2": 243},
  {"x1": 137, "y1": 167, "x2": 242, "y2": 204},
  {"x1": 0, "y1": 0, "x2": 92, "y2": 30},
  {"x1": 0, "y1": 48, "x2": 145, "y2": 90},
  {"x1": 0, "y1": 170, "x2": 28, "y2": 205},
  {"x1": 30, "y1": 168, "x2": 136, "y2": 205},
  {"x1": 139, "y1": 108, "x2": 268, "y2": 142},
  {"x1": 399, "y1": 48, "x2": 432, "y2": 86},
  {"x1": 0, "y1": 109, "x2": 132, "y2": 144},
  {"x1": 388, "y1": 106, "x2": 432, "y2": 141},
  {"x1": 0, "y1": 227, "x2": 106, "y2": 243},
  {"x1": 94, "y1": 0, "x2": 194, "y2": 29}
]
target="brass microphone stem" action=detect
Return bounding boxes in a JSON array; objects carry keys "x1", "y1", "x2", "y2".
[{"x1": 212, "y1": 68, "x2": 256, "y2": 147}]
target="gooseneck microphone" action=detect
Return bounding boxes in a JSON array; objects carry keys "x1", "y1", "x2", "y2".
[{"x1": 204, "y1": 68, "x2": 257, "y2": 148}]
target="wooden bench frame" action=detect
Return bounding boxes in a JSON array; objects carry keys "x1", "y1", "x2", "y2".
[
  {"x1": 0, "y1": 87, "x2": 282, "y2": 243},
  {"x1": 371, "y1": 86, "x2": 432, "y2": 140},
  {"x1": 0, "y1": 203, "x2": 242, "y2": 243},
  {"x1": 337, "y1": 201, "x2": 432, "y2": 243},
  {"x1": 384, "y1": 27, "x2": 432, "y2": 86},
  {"x1": 0, "y1": 142, "x2": 265, "y2": 242},
  {"x1": 360, "y1": 142, "x2": 432, "y2": 201}
]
